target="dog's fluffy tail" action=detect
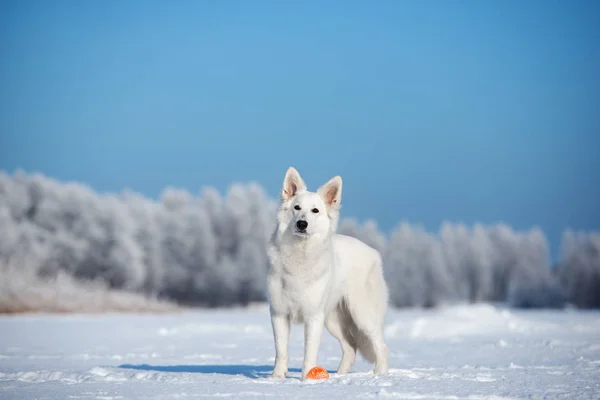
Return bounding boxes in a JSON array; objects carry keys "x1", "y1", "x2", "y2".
[
  {"x1": 339, "y1": 257, "x2": 389, "y2": 364},
  {"x1": 338, "y1": 300, "x2": 377, "y2": 363},
  {"x1": 354, "y1": 327, "x2": 377, "y2": 363}
]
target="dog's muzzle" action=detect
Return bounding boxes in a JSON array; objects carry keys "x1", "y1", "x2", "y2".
[{"x1": 296, "y1": 220, "x2": 308, "y2": 233}]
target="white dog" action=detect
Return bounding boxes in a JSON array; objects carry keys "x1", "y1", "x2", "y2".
[{"x1": 266, "y1": 167, "x2": 390, "y2": 380}]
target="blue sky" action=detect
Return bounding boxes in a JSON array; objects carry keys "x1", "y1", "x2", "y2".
[{"x1": 1, "y1": 0, "x2": 599, "y2": 258}]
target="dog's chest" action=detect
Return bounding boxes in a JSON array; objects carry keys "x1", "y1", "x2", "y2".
[
  {"x1": 268, "y1": 241, "x2": 337, "y2": 321},
  {"x1": 275, "y1": 264, "x2": 331, "y2": 322},
  {"x1": 278, "y1": 279, "x2": 315, "y2": 323}
]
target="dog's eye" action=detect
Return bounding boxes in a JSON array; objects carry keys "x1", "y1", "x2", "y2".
[
  {"x1": 294, "y1": 205, "x2": 301, "y2": 211},
  {"x1": 311, "y1": 208, "x2": 319, "y2": 214}
]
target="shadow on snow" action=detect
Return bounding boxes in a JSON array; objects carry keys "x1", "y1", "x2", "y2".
[{"x1": 118, "y1": 364, "x2": 311, "y2": 379}]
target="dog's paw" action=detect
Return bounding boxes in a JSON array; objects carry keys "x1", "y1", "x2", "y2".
[
  {"x1": 374, "y1": 365, "x2": 389, "y2": 375},
  {"x1": 268, "y1": 371, "x2": 287, "y2": 379},
  {"x1": 300, "y1": 370, "x2": 310, "y2": 380}
]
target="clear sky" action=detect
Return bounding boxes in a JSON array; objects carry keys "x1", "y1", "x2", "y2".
[{"x1": 1, "y1": 0, "x2": 599, "y2": 259}]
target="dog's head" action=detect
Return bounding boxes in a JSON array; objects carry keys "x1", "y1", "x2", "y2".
[{"x1": 276, "y1": 166, "x2": 342, "y2": 239}]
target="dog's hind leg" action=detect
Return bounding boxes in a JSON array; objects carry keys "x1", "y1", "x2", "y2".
[
  {"x1": 364, "y1": 328, "x2": 389, "y2": 374},
  {"x1": 325, "y1": 306, "x2": 356, "y2": 374}
]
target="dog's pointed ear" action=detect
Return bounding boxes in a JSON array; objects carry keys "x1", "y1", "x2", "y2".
[
  {"x1": 281, "y1": 166, "x2": 307, "y2": 201},
  {"x1": 317, "y1": 175, "x2": 342, "y2": 208}
]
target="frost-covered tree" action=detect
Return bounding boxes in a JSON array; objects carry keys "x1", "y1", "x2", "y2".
[
  {"x1": 440, "y1": 222, "x2": 492, "y2": 303},
  {"x1": 505, "y1": 228, "x2": 565, "y2": 308},
  {"x1": 383, "y1": 222, "x2": 453, "y2": 308},
  {"x1": 339, "y1": 218, "x2": 387, "y2": 254},
  {"x1": 485, "y1": 224, "x2": 521, "y2": 303},
  {"x1": 122, "y1": 190, "x2": 164, "y2": 295},
  {"x1": 555, "y1": 230, "x2": 600, "y2": 309}
]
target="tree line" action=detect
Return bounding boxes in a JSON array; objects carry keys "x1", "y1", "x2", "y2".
[{"x1": 1, "y1": 170, "x2": 598, "y2": 310}]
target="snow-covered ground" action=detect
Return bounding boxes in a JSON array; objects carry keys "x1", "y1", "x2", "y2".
[{"x1": 1, "y1": 304, "x2": 599, "y2": 400}]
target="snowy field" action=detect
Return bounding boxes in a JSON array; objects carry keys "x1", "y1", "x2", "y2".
[{"x1": 1, "y1": 304, "x2": 599, "y2": 400}]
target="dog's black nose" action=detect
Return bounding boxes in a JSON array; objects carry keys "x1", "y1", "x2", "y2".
[{"x1": 296, "y1": 220, "x2": 308, "y2": 231}]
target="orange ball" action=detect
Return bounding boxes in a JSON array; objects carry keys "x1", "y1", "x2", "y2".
[{"x1": 306, "y1": 366, "x2": 329, "y2": 380}]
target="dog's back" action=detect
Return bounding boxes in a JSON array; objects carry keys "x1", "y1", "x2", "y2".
[{"x1": 332, "y1": 233, "x2": 388, "y2": 313}]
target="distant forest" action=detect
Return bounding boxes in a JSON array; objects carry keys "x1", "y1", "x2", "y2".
[{"x1": 1, "y1": 170, "x2": 598, "y2": 310}]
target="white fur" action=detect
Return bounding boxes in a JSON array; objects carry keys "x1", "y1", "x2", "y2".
[{"x1": 266, "y1": 167, "x2": 390, "y2": 380}]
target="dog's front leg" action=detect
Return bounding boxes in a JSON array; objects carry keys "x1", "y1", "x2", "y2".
[
  {"x1": 302, "y1": 313, "x2": 325, "y2": 379},
  {"x1": 269, "y1": 313, "x2": 290, "y2": 378}
]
